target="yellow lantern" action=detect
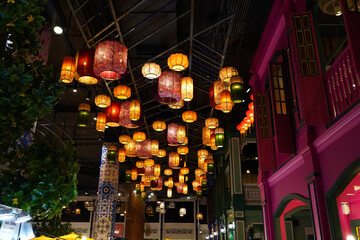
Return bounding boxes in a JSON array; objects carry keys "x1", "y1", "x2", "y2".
[
  {"x1": 219, "y1": 67, "x2": 238, "y2": 83},
  {"x1": 220, "y1": 90, "x2": 234, "y2": 113},
  {"x1": 181, "y1": 77, "x2": 193, "y2": 101},
  {"x1": 205, "y1": 118, "x2": 219, "y2": 129},
  {"x1": 152, "y1": 121, "x2": 166, "y2": 131},
  {"x1": 60, "y1": 56, "x2": 76, "y2": 83},
  {"x1": 118, "y1": 148, "x2": 126, "y2": 162},
  {"x1": 202, "y1": 127, "x2": 212, "y2": 146},
  {"x1": 114, "y1": 85, "x2": 131, "y2": 99},
  {"x1": 177, "y1": 146, "x2": 189, "y2": 155},
  {"x1": 192, "y1": 180, "x2": 200, "y2": 188},
  {"x1": 177, "y1": 125, "x2": 186, "y2": 144},
  {"x1": 182, "y1": 111, "x2": 197, "y2": 123},
  {"x1": 214, "y1": 80, "x2": 230, "y2": 107},
  {"x1": 144, "y1": 159, "x2": 154, "y2": 166},
  {"x1": 129, "y1": 100, "x2": 141, "y2": 121},
  {"x1": 169, "y1": 152, "x2": 180, "y2": 166},
  {"x1": 154, "y1": 164, "x2": 161, "y2": 176},
  {"x1": 119, "y1": 135, "x2": 131, "y2": 144},
  {"x1": 142, "y1": 62, "x2": 161, "y2": 79},
  {"x1": 133, "y1": 132, "x2": 146, "y2": 142},
  {"x1": 169, "y1": 99, "x2": 184, "y2": 109},
  {"x1": 131, "y1": 169, "x2": 138, "y2": 180},
  {"x1": 151, "y1": 140, "x2": 159, "y2": 155},
  {"x1": 180, "y1": 167, "x2": 189, "y2": 175},
  {"x1": 164, "y1": 169, "x2": 173, "y2": 176},
  {"x1": 197, "y1": 149, "x2": 208, "y2": 160},
  {"x1": 197, "y1": 213, "x2": 203, "y2": 220},
  {"x1": 96, "y1": 112, "x2": 106, "y2": 132},
  {"x1": 157, "y1": 149, "x2": 166, "y2": 158},
  {"x1": 183, "y1": 184, "x2": 188, "y2": 194},
  {"x1": 136, "y1": 161, "x2": 145, "y2": 168},
  {"x1": 167, "y1": 53, "x2": 189, "y2": 71},
  {"x1": 95, "y1": 94, "x2": 111, "y2": 108},
  {"x1": 167, "y1": 188, "x2": 172, "y2": 198},
  {"x1": 168, "y1": 177, "x2": 174, "y2": 188},
  {"x1": 125, "y1": 139, "x2": 136, "y2": 157}
]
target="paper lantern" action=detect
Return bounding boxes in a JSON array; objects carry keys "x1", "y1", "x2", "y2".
[
  {"x1": 202, "y1": 127, "x2": 213, "y2": 146},
  {"x1": 126, "y1": 170, "x2": 132, "y2": 183},
  {"x1": 205, "y1": 118, "x2": 219, "y2": 129},
  {"x1": 157, "y1": 71, "x2": 182, "y2": 104},
  {"x1": 167, "y1": 53, "x2": 189, "y2": 71},
  {"x1": 169, "y1": 152, "x2": 180, "y2": 167},
  {"x1": 96, "y1": 112, "x2": 106, "y2": 132},
  {"x1": 183, "y1": 184, "x2": 188, "y2": 194},
  {"x1": 177, "y1": 125, "x2": 186, "y2": 144},
  {"x1": 182, "y1": 111, "x2": 197, "y2": 123},
  {"x1": 151, "y1": 140, "x2": 159, "y2": 155},
  {"x1": 214, "y1": 80, "x2": 230, "y2": 108},
  {"x1": 197, "y1": 213, "x2": 203, "y2": 220},
  {"x1": 164, "y1": 169, "x2": 173, "y2": 176},
  {"x1": 192, "y1": 180, "x2": 201, "y2": 188},
  {"x1": 78, "y1": 103, "x2": 90, "y2": 127},
  {"x1": 230, "y1": 75, "x2": 244, "y2": 103},
  {"x1": 118, "y1": 148, "x2": 126, "y2": 162},
  {"x1": 167, "y1": 123, "x2": 179, "y2": 146},
  {"x1": 114, "y1": 85, "x2": 131, "y2": 99},
  {"x1": 220, "y1": 90, "x2": 234, "y2": 113},
  {"x1": 182, "y1": 137, "x2": 188, "y2": 146},
  {"x1": 119, "y1": 135, "x2": 131, "y2": 144},
  {"x1": 154, "y1": 164, "x2": 161, "y2": 176},
  {"x1": 215, "y1": 128, "x2": 224, "y2": 147},
  {"x1": 167, "y1": 188, "x2": 172, "y2": 198},
  {"x1": 107, "y1": 146, "x2": 117, "y2": 163},
  {"x1": 76, "y1": 49, "x2": 99, "y2": 85},
  {"x1": 152, "y1": 121, "x2": 166, "y2": 131},
  {"x1": 95, "y1": 95, "x2": 111, "y2": 108},
  {"x1": 131, "y1": 169, "x2": 138, "y2": 180},
  {"x1": 133, "y1": 132, "x2": 146, "y2": 142},
  {"x1": 94, "y1": 40, "x2": 128, "y2": 80},
  {"x1": 157, "y1": 149, "x2": 166, "y2": 158},
  {"x1": 169, "y1": 99, "x2": 184, "y2": 109},
  {"x1": 142, "y1": 62, "x2": 161, "y2": 79},
  {"x1": 168, "y1": 177, "x2": 174, "y2": 188},
  {"x1": 136, "y1": 161, "x2": 145, "y2": 168},
  {"x1": 145, "y1": 165, "x2": 154, "y2": 176},
  {"x1": 219, "y1": 67, "x2": 238, "y2": 83},
  {"x1": 197, "y1": 149, "x2": 208, "y2": 160},
  {"x1": 135, "y1": 139, "x2": 152, "y2": 159},
  {"x1": 177, "y1": 146, "x2": 189, "y2": 155},
  {"x1": 181, "y1": 77, "x2": 193, "y2": 101},
  {"x1": 145, "y1": 159, "x2": 154, "y2": 166},
  {"x1": 105, "y1": 102, "x2": 121, "y2": 127},
  {"x1": 129, "y1": 100, "x2": 141, "y2": 121},
  {"x1": 180, "y1": 167, "x2": 189, "y2": 175},
  {"x1": 60, "y1": 56, "x2": 76, "y2": 83},
  {"x1": 125, "y1": 139, "x2": 136, "y2": 157}
]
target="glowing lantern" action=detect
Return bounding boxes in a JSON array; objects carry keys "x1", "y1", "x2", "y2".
[
  {"x1": 182, "y1": 111, "x2": 197, "y2": 123},
  {"x1": 125, "y1": 139, "x2": 136, "y2": 157},
  {"x1": 182, "y1": 137, "x2": 188, "y2": 145},
  {"x1": 142, "y1": 62, "x2": 161, "y2": 79},
  {"x1": 145, "y1": 159, "x2": 154, "y2": 166},
  {"x1": 157, "y1": 71, "x2": 182, "y2": 103},
  {"x1": 133, "y1": 132, "x2": 146, "y2": 142},
  {"x1": 181, "y1": 77, "x2": 193, "y2": 101},
  {"x1": 213, "y1": 80, "x2": 230, "y2": 106},
  {"x1": 167, "y1": 188, "x2": 172, "y2": 198},
  {"x1": 131, "y1": 169, "x2": 138, "y2": 180},
  {"x1": 202, "y1": 180, "x2": 207, "y2": 191},
  {"x1": 205, "y1": 118, "x2": 219, "y2": 129},
  {"x1": 105, "y1": 102, "x2": 121, "y2": 127},
  {"x1": 202, "y1": 127, "x2": 212, "y2": 146},
  {"x1": 151, "y1": 140, "x2": 159, "y2": 155},
  {"x1": 177, "y1": 146, "x2": 189, "y2": 155},
  {"x1": 114, "y1": 85, "x2": 131, "y2": 99},
  {"x1": 169, "y1": 100, "x2": 184, "y2": 109},
  {"x1": 129, "y1": 100, "x2": 141, "y2": 121},
  {"x1": 250, "y1": 94, "x2": 253, "y2": 100},
  {"x1": 76, "y1": 49, "x2": 99, "y2": 85},
  {"x1": 220, "y1": 90, "x2": 234, "y2": 113},
  {"x1": 197, "y1": 191, "x2": 202, "y2": 199},
  {"x1": 60, "y1": 56, "x2": 76, "y2": 83},
  {"x1": 167, "y1": 123, "x2": 179, "y2": 146},
  {"x1": 197, "y1": 149, "x2": 208, "y2": 160},
  {"x1": 164, "y1": 169, "x2": 173, "y2": 176},
  {"x1": 248, "y1": 102, "x2": 254, "y2": 111},
  {"x1": 157, "y1": 149, "x2": 166, "y2": 158},
  {"x1": 168, "y1": 177, "x2": 174, "y2": 188},
  {"x1": 167, "y1": 53, "x2": 189, "y2": 71},
  {"x1": 215, "y1": 128, "x2": 224, "y2": 148},
  {"x1": 219, "y1": 67, "x2": 238, "y2": 83},
  {"x1": 119, "y1": 135, "x2": 131, "y2": 144},
  {"x1": 246, "y1": 109, "x2": 255, "y2": 124},
  {"x1": 96, "y1": 112, "x2": 106, "y2": 132},
  {"x1": 183, "y1": 184, "x2": 188, "y2": 194},
  {"x1": 180, "y1": 167, "x2": 189, "y2": 175},
  {"x1": 118, "y1": 148, "x2": 126, "y2": 162},
  {"x1": 95, "y1": 95, "x2": 111, "y2": 108},
  {"x1": 78, "y1": 103, "x2": 90, "y2": 127},
  {"x1": 230, "y1": 75, "x2": 244, "y2": 103},
  {"x1": 179, "y1": 207, "x2": 186, "y2": 216},
  {"x1": 169, "y1": 152, "x2": 180, "y2": 167},
  {"x1": 107, "y1": 146, "x2": 117, "y2": 163},
  {"x1": 154, "y1": 164, "x2": 161, "y2": 176},
  {"x1": 125, "y1": 170, "x2": 132, "y2": 183},
  {"x1": 177, "y1": 125, "x2": 186, "y2": 144},
  {"x1": 206, "y1": 159, "x2": 214, "y2": 174},
  {"x1": 152, "y1": 121, "x2": 166, "y2": 131},
  {"x1": 136, "y1": 161, "x2": 145, "y2": 168},
  {"x1": 94, "y1": 40, "x2": 128, "y2": 80},
  {"x1": 197, "y1": 213, "x2": 203, "y2": 220},
  {"x1": 192, "y1": 180, "x2": 200, "y2": 188}
]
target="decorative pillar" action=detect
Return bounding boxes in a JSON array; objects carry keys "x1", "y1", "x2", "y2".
[
  {"x1": 94, "y1": 144, "x2": 119, "y2": 240},
  {"x1": 125, "y1": 184, "x2": 145, "y2": 240}
]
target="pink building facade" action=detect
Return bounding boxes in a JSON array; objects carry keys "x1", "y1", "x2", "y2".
[{"x1": 249, "y1": 0, "x2": 360, "y2": 239}]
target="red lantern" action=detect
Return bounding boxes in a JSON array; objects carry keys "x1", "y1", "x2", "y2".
[
  {"x1": 248, "y1": 102, "x2": 254, "y2": 111},
  {"x1": 105, "y1": 102, "x2": 121, "y2": 127},
  {"x1": 76, "y1": 49, "x2": 99, "y2": 85},
  {"x1": 157, "y1": 71, "x2": 182, "y2": 104},
  {"x1": 94, "y1": 40, "x2": 128, "y2": 80},
  {"x1": 246, "y1": 109, "x2": 255, "y2": 124}
]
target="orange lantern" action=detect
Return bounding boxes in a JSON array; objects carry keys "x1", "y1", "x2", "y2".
[
  {"x1": 131, "y1": 168, "x2": 138, "y2": 180},
  {"x1": 133, "y1": 132, "x2": 146, "y2": 142},
  {"x1": 182, "y1": 137, "x2": 188, "y2": 146},
  {"x1": 151, "y1": 140, "x2": 159, "y2": 155},
  {"x1": 180, "y1": 167, "x2": 189, "y2": 175},
  {"x1": 118, "y1": 148, "x2": 126, "y2": 162},
  {"x1": 205, "y1": 118, "x2": 219, "y2": 129},
  {"x1": 157, "y1": 149, "x2": 166, "y2": 158},
  {"x1": 152, "y1": 121, "x2": 166, "y2": 131},
  {"x1": 219, "y1": 67, "x2": 239, "y2": 83},
  {"x1": 96, "y1": 112, "x2": 106, "y2": 132},
  {"x1": 95, "y1": 95, "x2": 111, "y2": 108},
  {"x1": 182, "y1": 111, "x2": 197, "y2": 123},
  {"x1": 142, "y1": 62, "x2": 161, "y2": 79},
  {"x1": 145, "y1": 159, "x2": 154, "y2": 167},
  {"x1": 167, "y1": 53, "x2": 189, "y2": 71},
  {"x1": 248, "y1": 102, "x2": 254, "y2": 111},
  {"x1": 220, "y1": 90, "x2": 234, "y2": 113},
  {"x1": 168, "y1": 177, "x2": 174, "y2": 188},
  {"x1": 246, "y1": 109, "x2": 255, "y2": 124},
  {"x1": 177, "y1": 146, "x2": 189, "y2": 155},
  {"x1": 119, "y1": 135, "x2": 131, "y2": 144},
  {"x1": 169, "y1": 100, "x2": 184, "y2": 109},
  {"x1": 129, "y1": 100, "x2": 141, "y2": 121},
  {"x1": 136, "y1": 161, "x2": 145, "y2": 168},
  {"x1": 169, "y1": 152, "x2": 180, "y2": 167},
  {"x1": 202, "y1": 127, "x2": 212, "y2": 146},
  {"x1": 183, "y1": 184, "x2": 188, "y2": 194},
  {"x1": 197, "y1": 213, "x2": 203, "y2": 220},
  {"x1": 125, "y1": 139, "x2": 136, "y2": 157},
  {"x1": 60, "y1": 56, "x2": 76, "y2": 83},
  {"x1": 250, "y1": 94, "x2": 253, "y2": 100},
  {"x1": 167, "y1": 188, "x2": 172, "y2": 198},
  {"x1": 105, "y1": 102, "x2": 121, "y2": 127},
  {"x1": 181, "y1": 77, "x2": 193, "y2": 101},
  {"x1": 177, "y1": 125, "x2": 186, "y2": 144},
  {"x1": 154, "y1": 164, "x2": 161, "y2": 176},
  {"x1": 114, "y1": 85, "x2": 131, "y2": 99},
  {"x1": 214, "y1": 80, "x2": 230, "y2": 107},
  {"x1": 197, "y1": 149, "x2": 208, "y2": 160},
  {"x1": 164, "y1": 169, "x2": 173, "y2": 176}
]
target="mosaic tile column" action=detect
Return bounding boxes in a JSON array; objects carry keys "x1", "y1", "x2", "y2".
[{"x1": 94, "y1": 143, "x2": 119, "y2": 240}]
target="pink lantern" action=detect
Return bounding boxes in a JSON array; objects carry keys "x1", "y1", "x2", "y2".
[
  {"x1": 157, "y1": 71, "x2": 182, "y2": 104},
  {"x1": 135, "y1": 139, "x2": 152, "y2": 159},
  {"x1": 94, "y1": 40, "x2": 128, "y2": 80},
  {"x1": 167, "y1": 123, "x2": 179, "y2": 146}
]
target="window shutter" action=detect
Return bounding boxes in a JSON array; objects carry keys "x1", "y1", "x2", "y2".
[
  {"x1": 255, "y1": 93, "x2": 275, "y2": 171},
  {"x1": 268, "y1": 62, "x2": 295, "y2": 154},
  {"x1": 290, "y1": 12, "x2": 330, "y2": 125}
]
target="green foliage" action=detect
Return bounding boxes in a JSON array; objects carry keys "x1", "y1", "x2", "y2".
[
  {"x1": 33, "y1": 216, "x2": 76, "y2": 237},
  {"x1": 0, "y1": 136, "x2": 80, "y2": 219}
]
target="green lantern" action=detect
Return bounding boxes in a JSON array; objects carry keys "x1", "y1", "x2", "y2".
[
  {"x1": 230, "y1": 75, "x2": 244, "y2": 103},
  {"x1": 207, "y1": 161, "x2": 214, "y2": 175},
  {"x1": 78, "y1": 103, "x2": 90, "y2": 127},
  {"x1": 107, "y1": 146, "x2": 117, "y2": 163},
  {"x1": 136, "y1": 185, "x2": 141, "y2": 195},
  {"x1": 215, "y1": 128, "x2": 224, "y2": 148},
  {"x1": 125, "y1": 170, "x2": 131, "y2": 183},
  {"x1": 202, "y1": 180, "x2": 207, "y2": 191},
  {"x1": 197, "y1": 191, "x2": 202, "y2": 199}
]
